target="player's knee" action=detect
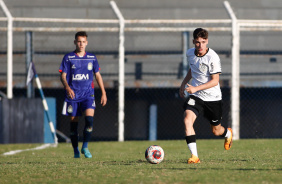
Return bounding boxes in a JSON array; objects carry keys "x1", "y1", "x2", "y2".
[
  {"x1": 85, "y1": 116, "x2": 94, "y2": 132},
  {"x1": 184, "y1": 118, "x2": 193, "y2": 129}
]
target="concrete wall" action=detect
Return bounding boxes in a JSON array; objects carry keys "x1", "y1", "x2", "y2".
[{"x1": 0, "y1": 98, "x2": 44, "y2": 143}]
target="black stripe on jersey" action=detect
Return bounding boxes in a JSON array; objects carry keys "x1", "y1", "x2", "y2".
[
  {"x1": 210, "y1": 72, "x2": 222, "y2": 75},
  {"x1": 194, "y1": 48, "x2": 209, "y2": 57},
  {"x1": 69, "y1": 59, "x2": 94, "y2": 60}
]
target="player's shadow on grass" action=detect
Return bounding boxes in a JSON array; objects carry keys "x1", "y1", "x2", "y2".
[
  {"x1": 163, "y1": 167, "x2": 282, "y2": 171},
  {"x1": 232, "y1": 168, "x2": 282, "y2": 171},
  {"x1": 103, "y1": 160, "x2": 147, "y2": 165},
  {"x1": 98, "y1": 160, "x2": 282, "y2": 171}
]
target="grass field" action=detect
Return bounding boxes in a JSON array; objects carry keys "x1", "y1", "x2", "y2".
[{"x1": 0, "y1": 139, "x2": 281, "y2": 184}]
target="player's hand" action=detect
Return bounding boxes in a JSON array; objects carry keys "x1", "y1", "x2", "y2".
[
  {"x1": 101, "y1": 94, "x2": 107, "y2": 106},
  {"x1": 185, "y1": 84, "x2": 197, "y2": 94},
  {"x1": 66, "y1": 87, "x2": 75, "y2": 99}
]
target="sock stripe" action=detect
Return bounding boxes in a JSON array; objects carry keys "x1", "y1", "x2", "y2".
[{"x1": 185, "y1": 135, "x2": 196, "y2": 144}]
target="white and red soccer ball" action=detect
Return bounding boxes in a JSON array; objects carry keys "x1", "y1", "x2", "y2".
[{"x1": 145, "y1": 145, "x2": 164, "y2": 164}]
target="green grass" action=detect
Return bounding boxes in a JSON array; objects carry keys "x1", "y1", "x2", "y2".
[{"x1": 0, "y1": 139, "x2": 281, "y2": 184}]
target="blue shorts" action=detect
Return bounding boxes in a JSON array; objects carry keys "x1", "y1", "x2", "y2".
[{"x1": 62, "y1": 97, "x2": 96, "y2": 116}]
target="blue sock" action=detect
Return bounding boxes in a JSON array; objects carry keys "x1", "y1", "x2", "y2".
[
  {"x1": 74, "y1": 147, "x2": 79, "y2": 154},
  {"x1": 82, "y1": 116, "x2": 93, "y2": 149},
  {"x1": 82, "y1": 142, "x2": 88, "y2": 149}
]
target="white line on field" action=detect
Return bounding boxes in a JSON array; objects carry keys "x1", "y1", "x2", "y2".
[{"x1": 2, "y1": 143, "x2": 57, "y2": 156}]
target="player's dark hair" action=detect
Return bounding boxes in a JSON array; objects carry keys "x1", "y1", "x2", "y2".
[
  {"x1": 193, "y1": 28, "x2": 208, "y2": 40},
  {"x1": 75, "y1": 31, "x2": 88, "y2": 40}
]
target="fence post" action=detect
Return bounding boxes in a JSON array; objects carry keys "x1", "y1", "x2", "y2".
[
  {"x1": 224, "y1": 1, "x2": 240, "y2": 140},
  {"x1": 0, "y1": 0, "x2": 13, "y2": 99},
  {"x1": 110, "y1": 1, "x2": 125, "y2": 142},
  {"x1": 149, "y1": 104, "x2": 157, "y2": 141}
]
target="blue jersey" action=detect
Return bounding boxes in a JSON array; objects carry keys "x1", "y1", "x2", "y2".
[{"x1": 59, "y1": 51, "x2": 100, "y2": 102}]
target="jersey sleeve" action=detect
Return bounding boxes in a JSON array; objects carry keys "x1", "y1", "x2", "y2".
[
  {"x1": 59, "y1": 55, "x2": 69, "y2": 73},
  {"x1": 209, "y1": 53, "x2": 221, "y2": 74},
  {"x1": 93, "y1": 55, "x2": 100, "y2": 73}
]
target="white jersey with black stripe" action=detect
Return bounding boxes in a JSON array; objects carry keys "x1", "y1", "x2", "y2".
[{"x1": 186, "y1": 48, "x2": 222, "y2": 101}]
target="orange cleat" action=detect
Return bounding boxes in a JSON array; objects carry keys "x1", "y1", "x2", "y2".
[
  {"x1": 224, "y1": 128, "x2": 233, "y2": 150},
  {"x1": 188, "y1": 154, "x2": 201, "y2": 164}
]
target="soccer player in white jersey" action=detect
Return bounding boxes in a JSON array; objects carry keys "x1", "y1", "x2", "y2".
[
  {"x1": 179, "y1": 28, "x2": 233, "y2": 164},
  {"x1": 59, "y1": 31, "x2": 107, "y2": 158}
]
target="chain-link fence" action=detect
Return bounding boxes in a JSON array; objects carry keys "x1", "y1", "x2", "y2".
[
  {"x1": 239, "y1": 30, "x2": 282, "y2": 138},
  {"x1": 0, "y1": 1, "x2": 281, "y2": 142}
]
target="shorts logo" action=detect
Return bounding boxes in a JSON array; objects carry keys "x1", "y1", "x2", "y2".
[
  {"x1": 67, "y1": 105, "x2": 73, "y2": 113},
  {"x1": 188, "y1": 98, "x2": 195, "y2": 106},
  {"x1": 92, "y1": 101, "x2": 96, "y2": 107},
  {"x1": 88, "y1": 62, "x2": 93, "y2": 70}
]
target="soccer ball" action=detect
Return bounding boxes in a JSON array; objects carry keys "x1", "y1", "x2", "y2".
[{"x1": 145, "y1": 145, "x2": 164, "y2": 164}]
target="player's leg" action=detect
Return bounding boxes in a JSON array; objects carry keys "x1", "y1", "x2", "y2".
[
  {"x1": 206, "y1": 100, "x2": 233, "y2": 150},
  {"x1": 82, "y1": 109, "x2": 94, "y2": 149},
  {"x1": 211, "y1": 124, "x2": 233, "y2": 150},
  {"x1": 211, "y1": 124, "x2": 225, "y2": 136},
  {"x1": 183, "y1": 96, "x2": 202, "y2": 164},
  {"x1": 62, "y1": 101, "x2": 81, "y2": 158},
  {"x1": 70, "y1": 116, "x2": 80, "y2": 158},
  {"x1": 80, "y1": 98, "x2": 95, "y2": 158},
  {"x1": 184, "y1": 109, "x2": 200, "y2": 164}
]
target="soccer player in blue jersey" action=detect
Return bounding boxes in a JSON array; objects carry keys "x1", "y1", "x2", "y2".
[{"x1": 59, "y1": 31, "x2": 107, "y2": 158}]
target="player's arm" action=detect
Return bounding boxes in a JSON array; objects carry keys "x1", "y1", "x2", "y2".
[
  {"x1": 179, "y1": 69, "x2": 192, "y2": 98},
  {"x1": 185, "y1": 73, "x2": 220, "y2": 94},
  {"x1": 94, "y1": 71, "x2": 107, "y2": 106},
  {"x1": 60, "y1": 72, "x2": 75, "y2": 99}
]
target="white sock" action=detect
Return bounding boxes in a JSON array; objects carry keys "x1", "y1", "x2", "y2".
[
  {"x1": 225, "y1": 129, "x2": 231, "y2": 138},
  {"x1": 188, "y1": 142, "x2": 198, "y2": 157}
]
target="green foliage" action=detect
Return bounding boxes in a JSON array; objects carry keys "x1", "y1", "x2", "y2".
[{"x1": 0, "y1": 139, "x2": 281, "y2": 184}]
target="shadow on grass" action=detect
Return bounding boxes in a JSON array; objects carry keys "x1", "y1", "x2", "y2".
[
  {"x1": 160, "y1": 167, "x2": 282, "y2": 171},
  {"x1": 99, "y1": 159, "x2": 282, "y2": 171},
  {"x1": 101, "y1": 159, "x2": 146, "y2": 165},
  {"x1": 2, "y1": 158, "x2": 280, "y2": 172}
]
